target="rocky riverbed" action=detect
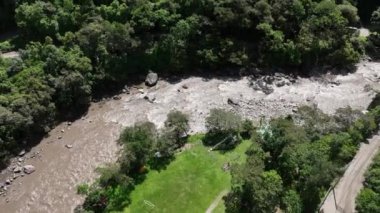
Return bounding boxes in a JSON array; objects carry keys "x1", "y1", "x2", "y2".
[{"x1": 0, "y1": 61, "x2": 379, "y2": 212}]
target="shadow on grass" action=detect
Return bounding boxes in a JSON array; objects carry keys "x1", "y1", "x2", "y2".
[{"x1": 149, "y1": 156, "x2": 175, "y2": 172}]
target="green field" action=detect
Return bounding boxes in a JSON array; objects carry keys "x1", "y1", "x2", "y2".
[{"x1": 123, "y1": 135, "x2": 251, "y2": 213}]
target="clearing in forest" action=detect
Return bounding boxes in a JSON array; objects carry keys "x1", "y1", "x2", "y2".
[{"x1": 123, "y1": 136, "x2": 251, "y2": 213}]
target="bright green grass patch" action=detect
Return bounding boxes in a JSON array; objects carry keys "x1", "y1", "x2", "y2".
[{"x1": 122, "y1": 136, "x2": 251, "y2": 213}]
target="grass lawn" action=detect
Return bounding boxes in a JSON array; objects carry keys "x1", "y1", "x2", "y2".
[
  {"x1": 213, "y1": 200, "x2": 226, "y2": 213},
  {"x1": 122, "y1": 135, "x2": 251, "y2": 213}
]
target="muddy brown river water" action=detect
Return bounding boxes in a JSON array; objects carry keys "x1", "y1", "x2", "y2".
[{"x1": 0, "y1": 62, "x2": 379, "y2": 213}]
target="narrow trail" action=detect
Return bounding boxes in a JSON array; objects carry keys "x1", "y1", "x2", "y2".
[
  {"x1": 0, "y1": 62, "x2": 378, "y2": 213},
  {"x1": 205, "y1": 189, "x2": 228, "y2": 213},
  {"x1": 1, "y1": 51, "x2": 19, "y2": 59},
  {"x1": 321, "y1": 134, "x2": 380, "y2": 213}
]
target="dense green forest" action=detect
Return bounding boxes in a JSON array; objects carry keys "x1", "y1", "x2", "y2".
[
  {"x1": 0, "y1": 0, "x2": 380, "y2": 179},
  {"x1": 356, "y1": 152, "x2": 380, "y2": 212},
  {"x1": 224, "y1": 105, "x2": 380, "y2": 213},
  {"x1": 0, "y1": 0, "x2": 15, "y2": 33}
]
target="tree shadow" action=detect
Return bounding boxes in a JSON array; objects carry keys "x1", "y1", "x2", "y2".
[{"x1": 148, "y1": 156, "x2": 175, "y2": 172}]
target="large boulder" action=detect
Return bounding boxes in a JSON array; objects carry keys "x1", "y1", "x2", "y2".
[
  {"x1": 145, "y1": 72, "x2": 158, "y2": 86},
  {"x1": 23, "y1": 165, "x2": 35, "y2": 174}
]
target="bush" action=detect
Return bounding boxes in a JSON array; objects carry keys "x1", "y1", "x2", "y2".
[
  {"x1": 356, "y1": 153, "x2": 380, "y2": 213},
  {"x1": 204, "y1": 108, "x2": 242, "y2": 149},
  {"x1": 241, "y1": 119, "x2": 254, "y2": 139},
  {"x1": 77, "y1": 183, "x2": 90, "y2": 195},
  {"x1": 0, "y1": 40, "x2": 14, "y2": 53},
  {"x1": 164, "y1": 110, "x2": 189, "y2": 145},
  {"x1": 82, "y1": 187, "x2": 108, "y2": 213},
  {"x1": 356, "y1": 188, "x2": 380, "y2": 213},
  {"x1": 329, "y1": 133, "x2": 357, "y2": 163},
  {"x1": 118, "y1": 122, "x2": 157, "y2": 174}
]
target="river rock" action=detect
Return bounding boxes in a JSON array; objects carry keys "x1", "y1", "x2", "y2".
[
  {"x1": 18, "y1": 150, "x2": 25, "y2": 157},
  {"x1": 13, "y1": 166, "x2": 22, "y2": 173},
  {"x1": 113, "y1": 95, "x2": 121, "y2": 100},
  {"x1": 263, "y1": 76, "x2": 275, "y2": 84},
  {"x1": 23, "y1": 165, "x2": 35, "y2": 174},
  {"x1": 262, "y1": 87, "x2": 274, "y2": 95},
  {"x1": 145, "y1": 72, "x2": 158, "y2": 86},
  {"x1": 144, "y1": 95, "x2": 156, "y2": 103},
  {"x1": 227, "y1": 98, "x2": 239, "y2": 106},
  {"x1": 275, "y1": 80, "x2": 286, "y2": 87}
]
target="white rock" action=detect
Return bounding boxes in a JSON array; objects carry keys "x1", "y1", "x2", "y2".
[
  {"x1": 18, "y1": 150, "x2": 25, "y2": 157},
  {"x1": 23, "y1": 165, "x2": 35, "y2": 174}
]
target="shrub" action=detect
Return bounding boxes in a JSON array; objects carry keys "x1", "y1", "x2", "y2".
[
  {"x1": 329, "y1": 133, "x2": 357, "y2": 163},
  {"x1": 0, "y1": 40, "x2": 14, "y2": 53},
  {"x1": 82, "y1": 187, "x2": 108, "y2": 213},
  {"x1": 241, "y1": 119, "x2": 254, "y2": 139},
  {"x1": 204, "y1": 108, "x2": 242, "y2": 149},
  {"x1": 118, "y1": 122, "x2": 157, "y2": 174},
  {"x1": 164, "y1": 110, "x2": 189, "y2": 145},
  {"x1": 77, "y1": 183, "x2": 90, "y2": 195}
]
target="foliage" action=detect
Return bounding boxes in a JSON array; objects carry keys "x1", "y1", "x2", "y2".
[
  {"x1": 118, "y1": 122, "x2": 157, "y2": 174},
  {"x1": 356, "y1": 153, "x2": 380, "y2": 213},
  {"x1": 225, "y1": 105, "x2": 380, "y2": 213},
  {"x1": 0, "y1": 0, "x2": 369, "y2": 167},
  {"x1": 281, "y1": 190, "x2": 302, "y2": 213},
  {"x1": 204, "y1": 108, "x2": 242, "y2": 149},
  {"x1": 164, "y1": 110, "x2": 189, "y2": 143}
]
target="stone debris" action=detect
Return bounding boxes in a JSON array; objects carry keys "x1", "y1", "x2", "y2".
[
  {"x1": 249, "y1": 73, "x2": 295, "y2": 94},
  {"x1": 122, "y1": 85, "x2": 130, "y2": 94},
  {"x1": 18, "y1": 150, "x2": 25, "y2": 157},
  {"x1": 23, "y1": 165, "x2": 35, "y2": 174},
  {"x1": 65, "y1": 144, "x2": 73, "y2": 149},
  {"x1": 145, "y1": 71, "x2": 158, "y2": 87},
  {"x1": 13, "y1": 166, "x2": 22, "y2": 173},
  {"x1": 227, "y1": 98, "x2": 239, "y2": 106},
  {"x1": 113, "y1": 96, "x2": 121, "y2": 100},
  {"x1": 144, "y1": 95, "x2": 156, "y2": 103}
]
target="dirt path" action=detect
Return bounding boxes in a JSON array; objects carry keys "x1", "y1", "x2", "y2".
[
  {"x1": 0, "y1": 62, "x2": 379, "y2": 213},
  {"x1": 321, "y1": 134, "x2": 380, "y2": 213},
  {"x1": 205, "y1": 189, "x2": 228, "y2": 213},
  {"x1": 1, "y1": 51, "x2": 19, "y2": 59}
]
